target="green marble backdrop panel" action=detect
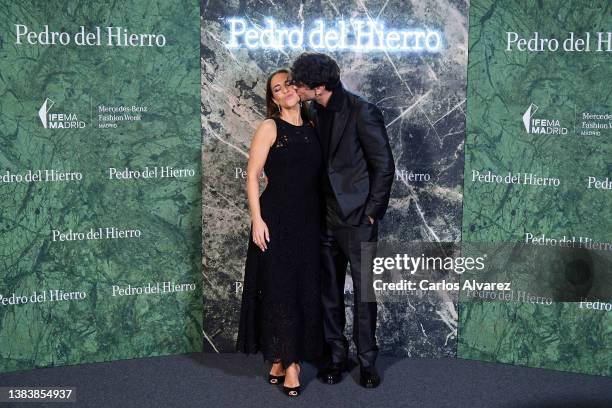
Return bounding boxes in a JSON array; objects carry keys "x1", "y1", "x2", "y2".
[
  {"x1": 0, "y1": 0, "x2": 202, "y2": 372},
  {"x1": 459, "y1": 0, "x2": 611, "y2": 376}
]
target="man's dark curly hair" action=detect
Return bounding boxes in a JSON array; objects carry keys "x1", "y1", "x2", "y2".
[{"x1": 290, "y1": 52, "x2": 341, "y2": 90}]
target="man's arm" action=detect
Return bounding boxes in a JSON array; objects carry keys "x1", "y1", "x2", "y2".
[{"x1": 356, "y1": 101, "x2": 395, "y2": 221}]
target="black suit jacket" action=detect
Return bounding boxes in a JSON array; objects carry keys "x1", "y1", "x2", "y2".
[{"x1": 311, "y1": 89, "x2": 395, "y2": 225}]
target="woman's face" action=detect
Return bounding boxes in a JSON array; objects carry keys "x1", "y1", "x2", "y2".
[{"x1": 270, "y1": 72, "x2": 299, "y2": 110}]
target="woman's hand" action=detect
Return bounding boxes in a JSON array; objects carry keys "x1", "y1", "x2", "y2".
[{"x1": 252, "y1": 217, "x2": 270, "y2": 251}]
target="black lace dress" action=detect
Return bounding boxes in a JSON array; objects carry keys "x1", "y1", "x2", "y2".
[{"x1": 236, "y1": 116, "x2": 323, "y2": 367}]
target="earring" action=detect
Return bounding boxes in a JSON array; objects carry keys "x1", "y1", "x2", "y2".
[{"x1": 277, "y1": 103, "x2": 282, "y2": 113}]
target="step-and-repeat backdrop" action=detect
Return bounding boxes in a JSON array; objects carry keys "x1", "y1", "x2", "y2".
[
  {"x1": 0, "y1": 0, "x2": 202, "y2": 373},
  {"x1": 459, "y1": 0, "x2": 611, "y2": 377},
  {"x1": 202, "y1": 0, "x2": 611, "y2": 377},
  {"x1": 201, "y1": 0, "x2": 468, "y2": 357},
  {"x1": 1, "y1": 0, "x2": 608, "y2": 377}
]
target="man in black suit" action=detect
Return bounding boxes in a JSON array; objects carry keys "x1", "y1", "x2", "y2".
[{"x1": 290, "y1": 53, "x2": 395, "y2": 388}]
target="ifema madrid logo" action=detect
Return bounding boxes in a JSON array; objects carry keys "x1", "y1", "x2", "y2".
[
  {"x1": 38, "y1": 98, "x2": 86, "y2": 129},
  {"x1": 522, "y1": 103, "x2": 568, "y2": 135}
]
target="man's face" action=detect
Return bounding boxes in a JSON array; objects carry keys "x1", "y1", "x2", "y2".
[
  {"x1": 293, "y1": 83, "x2": 317, "y2": 102},
  {"x1": 288, "y1": 76, "x2": 317, "y2": 101}
]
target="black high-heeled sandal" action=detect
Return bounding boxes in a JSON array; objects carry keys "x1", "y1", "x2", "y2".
[
  {"x1": 283, "y1": 385, "x2": 300, "y2": 397},
  {"x1": 283, "y1": 362, "x2": 301, "y2": 396},
  {"x1": 268, "y1": 374, "x2": 285, "y2": 385},
  {"x1": 269, "y1": 360, "x2": 285, "y2": 385}
]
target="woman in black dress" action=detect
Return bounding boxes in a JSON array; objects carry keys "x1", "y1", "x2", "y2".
[{"x1": 236, "y1": 69, "x2": 323, "y2": 397}]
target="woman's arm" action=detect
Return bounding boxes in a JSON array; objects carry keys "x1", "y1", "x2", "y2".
[{"x1": 247, "y1": 119, "x2": 276, "y2": 251}]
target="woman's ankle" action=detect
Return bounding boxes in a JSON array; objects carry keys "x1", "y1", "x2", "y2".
[
  {"x1": 284, "y1": 363, "x2": 300, "y2": 386},
  {"x1": 270, "y1": 360, "x2": 285, "y2": 375}
]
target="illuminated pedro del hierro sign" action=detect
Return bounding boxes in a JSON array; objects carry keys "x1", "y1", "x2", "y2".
[{"x1": 226, "y1": 18, "x2": 442, "y2": 52}]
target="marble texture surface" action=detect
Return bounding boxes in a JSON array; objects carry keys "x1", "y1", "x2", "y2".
[
  {"x1": 459, "y1": 0, "x2": 611, "y2": 377},
  {"x1": 0, "y1": 0, "x2": 202, "y2": 373},
  {"x1": 202, "y1": 0, "x2": 468, "y2": 357}
]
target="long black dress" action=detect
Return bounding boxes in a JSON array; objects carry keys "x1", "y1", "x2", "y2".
[{"x1": 236, "y1": 116, "x2": 323, "y2": 367}]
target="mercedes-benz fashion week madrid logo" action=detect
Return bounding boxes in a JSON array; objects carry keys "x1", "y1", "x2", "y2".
[
  {"x1": 522, "y1": 103, "x2": 568, "y2": 135},
  {"x1": 38, "y1": 98, "x2": 86, "y2": 129}
]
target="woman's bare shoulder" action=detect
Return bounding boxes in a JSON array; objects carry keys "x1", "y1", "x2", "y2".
[
  {"x1": 252, "y1": 118, "x2": 277, "y2": 145},
  {"x1": 257, "y1": 118, "x2": 276, "y2": 132}
]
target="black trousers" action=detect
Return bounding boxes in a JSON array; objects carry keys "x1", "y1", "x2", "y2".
[{"x1": 320, "y1": 197, "x2": 379, "y2": 368}]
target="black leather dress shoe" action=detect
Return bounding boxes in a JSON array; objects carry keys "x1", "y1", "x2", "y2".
[
  {"x1": 359, "y1": 366, "x2": 381, "y2": 388},
  {"x1": 317, "y1": 362, "x2": 345, "y2": 385}
]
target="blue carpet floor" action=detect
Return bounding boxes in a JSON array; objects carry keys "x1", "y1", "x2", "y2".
[{"x1": 0, "y1": 353, "x2": 611, "y2": 407}]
